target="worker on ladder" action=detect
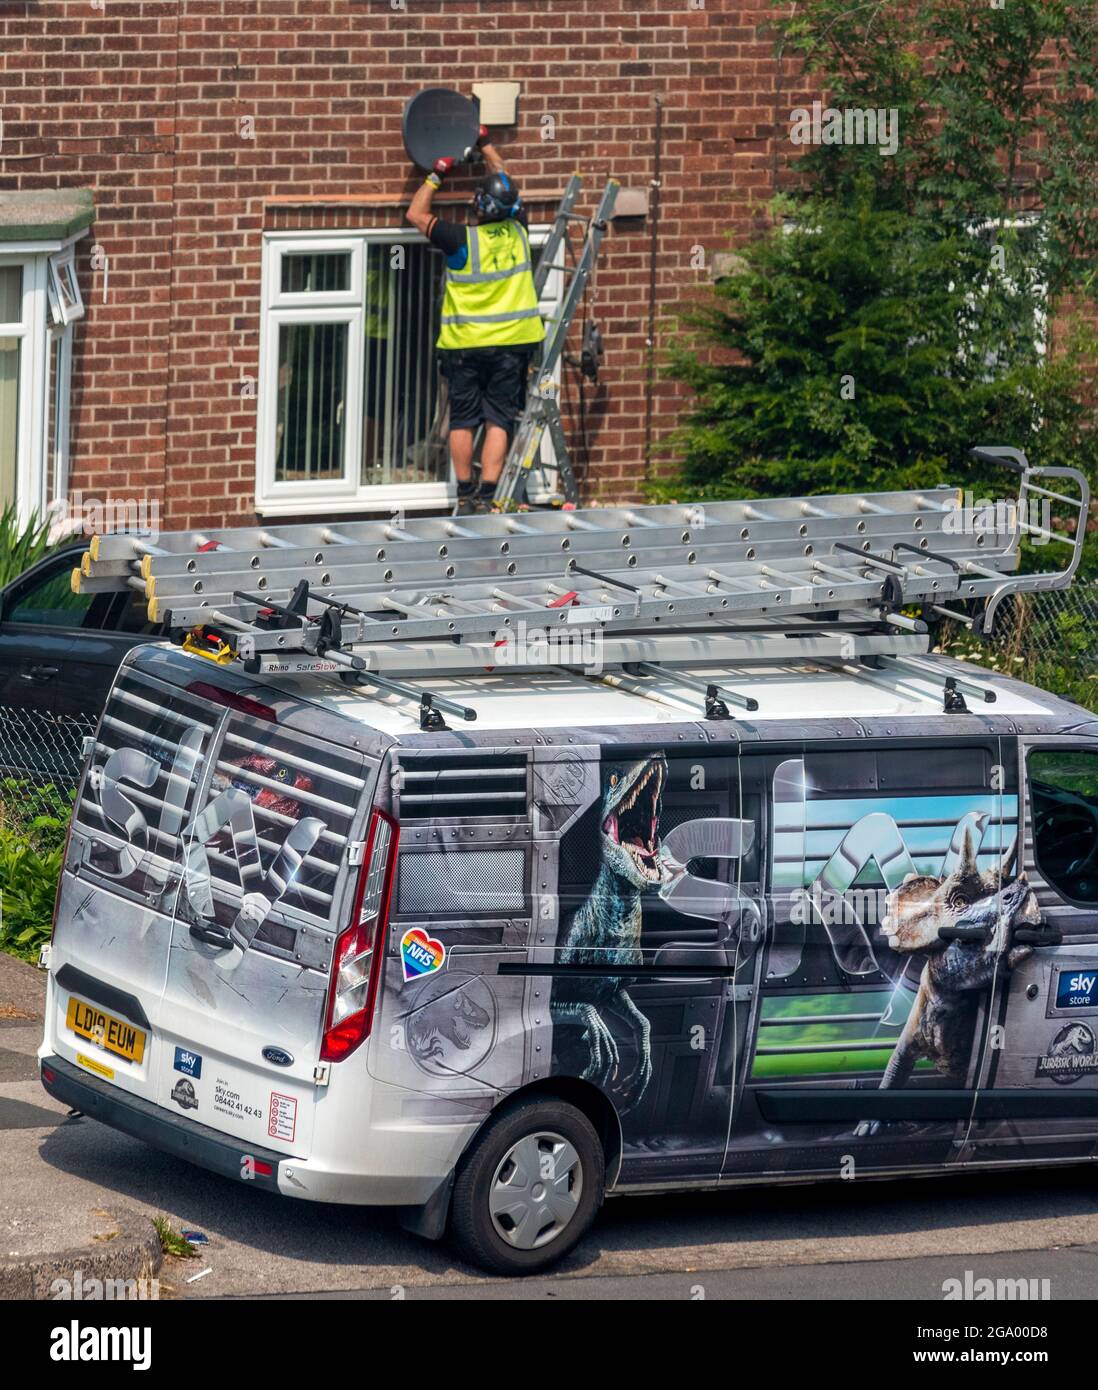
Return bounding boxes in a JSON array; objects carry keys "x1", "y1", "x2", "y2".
[{"x1": 407, "y1": 128, "x2": 545, "y2": 513}]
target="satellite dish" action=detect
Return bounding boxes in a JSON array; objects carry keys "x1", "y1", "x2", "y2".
[{"x1": 403, "y1": 88, "x2": 480, "y2": 170}]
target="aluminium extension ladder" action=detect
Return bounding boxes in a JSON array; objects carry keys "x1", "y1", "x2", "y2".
[
  {"x1": 73, "y1": 447, "x2": 1088, "y2": 729},
  {"x1": 491, "y1": 174, "x2": 618, "y2": 509}
]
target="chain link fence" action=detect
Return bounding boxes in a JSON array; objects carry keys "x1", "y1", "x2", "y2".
[
  {"x1": 940, "y1": 582, "x2": 1098, "y2": 711},
  {"x1": 0, "y1": 705, "x2": 96, "y2": 792}
]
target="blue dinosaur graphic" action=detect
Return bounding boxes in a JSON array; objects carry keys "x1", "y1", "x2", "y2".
[{"x1": 552, "y1": 754, "x2": 670, "y2": 1110}]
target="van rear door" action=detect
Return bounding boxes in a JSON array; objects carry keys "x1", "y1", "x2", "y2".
[
  {"x1": 50, "y1": 652, "x2": 377, "y2": 1156},
  {"x1": 51, "y1": 662, "x2": 222, "y2": 1101},
  {"x1": 158, "y1": 679, "x2": 375, "y2": 1156}
]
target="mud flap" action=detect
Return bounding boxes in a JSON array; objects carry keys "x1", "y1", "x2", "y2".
[{"x1": 399, "y1": 1170, "x2": 456, "y2": 1241}]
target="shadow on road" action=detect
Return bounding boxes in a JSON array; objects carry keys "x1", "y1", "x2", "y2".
[{"x1": 35, "y1": 1111, "x2": 1098, "y2": 1288}]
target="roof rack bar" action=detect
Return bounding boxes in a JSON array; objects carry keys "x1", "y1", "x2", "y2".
[
  {"x1": 566, "y1": 560, "x2": 641, "y2": 596},
  {"x1": 622, "y1": 660, "x2": 759, "y2": 716},
  {"x1": 347, "y1": 671, "x2": 477, "y2": 731},
  {"x1": 818, "y1": 658, "x2": 919, "y2": 702},
  {"x1": 878, "y1": 653, "x2": 996, "y2": 703},
  {"x1": 833, "y1": 542, "x2": 907, "y2": 575},
  {"x1": 882, "y1": 611, "x2": 926, "y2": 633},
  {"x1": 902, "y1": 540, "x2": 1013, "y2": 582},
  {"x1": 575, "y1": 668, "x2": 697, "y2": 715},
  {"x1": 929, "y1": 603, "x2": 976, "y2": 627},
  {"x1": 892, "y1": 541, "x2": 960, "y2": 573}
]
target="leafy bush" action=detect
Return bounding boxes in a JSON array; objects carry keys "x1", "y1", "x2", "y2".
[
  {"x1": 661, "y1": 194, "x2": 1098, "y2": 501},
  {"x1": 0, "y1": 505, "x2": 57, "y2": 589},
  {"x1": 657, "y1": 0, "x2": 1098, "y2": 504},
  {"x1": 0, "y1": 781, "x2": 72, "y2": 962}
]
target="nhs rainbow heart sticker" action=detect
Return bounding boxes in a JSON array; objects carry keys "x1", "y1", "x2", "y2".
[{"x1": 401, "y1": 928, "x2": 446, "y2": 983}]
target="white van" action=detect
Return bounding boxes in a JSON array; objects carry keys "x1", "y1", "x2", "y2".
[{"x1": 40, "y1": 463, "x2": 1098, "y2": 1274}]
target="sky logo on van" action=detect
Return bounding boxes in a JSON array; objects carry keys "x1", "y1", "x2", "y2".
[
  {"x1": 174, "y1": 1046, "x2": 202, "y2": 1079},
  {"x1": 401, "y1": 928, "x2": 446, "y2": 982},
  {"x1": 1056, "y1": 971, "x2": 1098, "y2": 1009}
]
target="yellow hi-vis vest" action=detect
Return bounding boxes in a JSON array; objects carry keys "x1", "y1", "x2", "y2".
[
  {"x1": 365, "y1": 261, "x2": 390, "y2": 341},
  {"x1": 437, "y1": 221, "x2": 546, "y2": 351}
]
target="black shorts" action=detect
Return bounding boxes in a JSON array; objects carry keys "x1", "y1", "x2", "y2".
[{"x1": 439, "y1": 346, "x2": 535, "y2": 432}]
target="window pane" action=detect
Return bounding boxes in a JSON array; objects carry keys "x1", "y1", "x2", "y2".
[
  {"x1": 0, "y1": 265, "x2": 22, "y2": 324},
  {"x1": 1029, "y1": 748, "x2": 1098, "y2": 904},
  {"x1": 8, "y1": 566, "x2": 92, "y2": 626},
  {"x1": 46, "y1": 329, "x2": 60, "y2": 504},
  {"x1": 111, "y1": 589, "x2": 160, "y2": 635},
  {"x1": 280, "y1": 252, "x2": 350, "y2": 295},
  {"x1": 0, "y1": 336, "x2": 19, "y2": 509},
  {"x1": 361, "y1": 242, "x2": 448, "y2": 488},
  {"x1": 274, "y1": 321, "x2": 347, "y2": 482}
]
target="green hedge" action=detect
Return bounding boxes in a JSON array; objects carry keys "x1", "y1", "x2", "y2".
[{"x1": 0, "y1": 781, "x2": 72, "y2": 962}]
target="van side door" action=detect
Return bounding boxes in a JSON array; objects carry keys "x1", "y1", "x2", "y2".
[{"x1": 732, "y1": 738, "x2": 1015, "y2": 1174}]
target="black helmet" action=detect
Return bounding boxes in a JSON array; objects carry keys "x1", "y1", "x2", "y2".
[{"x1": 474, "y1": 172, "x2": 522, "y2": 222}]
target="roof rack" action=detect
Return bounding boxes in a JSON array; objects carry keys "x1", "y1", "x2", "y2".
[{"x1": 73, "y1": 447, "x2": 1087, "y2": 726}]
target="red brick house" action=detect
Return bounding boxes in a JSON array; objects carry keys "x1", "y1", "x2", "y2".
[{"x1": 0, "y1": 1, "x2": 789, "y2": 531}]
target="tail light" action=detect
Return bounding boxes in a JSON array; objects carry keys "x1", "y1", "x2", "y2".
[
  {"x1": 321, "y1": 810, "x2": 398, "y2": 1062},
  {"x1": 50, "y1": 743, "x2": 89, "y2": 940}
]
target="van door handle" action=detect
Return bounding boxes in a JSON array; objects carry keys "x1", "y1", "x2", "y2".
[
  {"x1": 189, "y1": 923, "x2": 234, "y2": 950},
  {"x1": 938, "y1": 924, "x2": 990, "y2": 943},
  {"x1": 1012, "y1": 922, "x2": 1062, "y2": 947},
  {"x1": 22, "y1": 665, "x2": 59, "y2": 681}
]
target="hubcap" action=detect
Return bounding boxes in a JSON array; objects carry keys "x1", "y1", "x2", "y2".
[{"x1": 488, "y1": 1130, "x2": 583, "y2": 1250}]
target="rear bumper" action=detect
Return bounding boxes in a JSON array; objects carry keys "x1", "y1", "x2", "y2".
[
  {"x1": 40, "y1": 1053, "x2": 469, "y2": 1208},
  {"x1": 40, "y1": 1055, "x2": 285, "y2": 1193}
]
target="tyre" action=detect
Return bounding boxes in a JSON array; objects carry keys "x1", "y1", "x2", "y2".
[{"x1": 448, "y1": 1096, "x2": 605, "y2": 1275}]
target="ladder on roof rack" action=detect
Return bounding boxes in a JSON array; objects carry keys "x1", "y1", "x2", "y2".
[{"x1": 73, "y1": 447, "x2": 1088, "y2": 725}]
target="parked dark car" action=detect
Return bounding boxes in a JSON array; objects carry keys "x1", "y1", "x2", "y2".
[{"x1": 0, "y1": 544, "x2": 160, "y2": 779}]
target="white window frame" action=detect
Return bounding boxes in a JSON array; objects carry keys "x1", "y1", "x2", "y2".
[
  {"x1": 47, "y1": 245, "x2": 85, "y2": 327},
  {"x1": 0, "y1": 231, "x2": 86, "y2": 527},
  {"x1": 0, "y1": 253, "x2": 42, "y2": 521},
  {"x1": 257, "y1": 223, "x2": 554, "y2": 516}
]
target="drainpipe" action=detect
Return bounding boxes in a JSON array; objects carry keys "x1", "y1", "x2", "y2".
[{"x1": 643, "y1": 95, "x2": 663, "y2": 484}]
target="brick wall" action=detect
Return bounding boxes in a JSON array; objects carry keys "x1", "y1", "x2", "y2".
[{"x1": 0, "y1": 0, "x2": 799, "y2": 528}]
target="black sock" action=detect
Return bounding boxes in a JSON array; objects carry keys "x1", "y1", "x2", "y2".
[{"x1": 457, "y1": 478, "x2": 477, "y2": 498}]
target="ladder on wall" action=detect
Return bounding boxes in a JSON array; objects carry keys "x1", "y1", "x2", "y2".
[
  {"x1": 73, "y1": 448, "x2": 1088, "y2": 727},
  {"x1": 492, "y1": 174, "x2": 618, "y2": 509}
]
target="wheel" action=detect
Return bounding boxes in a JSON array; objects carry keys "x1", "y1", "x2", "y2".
[{"x1": 448, "y1": 1096, "x2": 605, "y2": 1275}]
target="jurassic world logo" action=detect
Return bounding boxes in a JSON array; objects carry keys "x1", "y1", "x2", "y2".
[{"x1": 1036, "y1": 1023, "x2": 1098, "y2": 1085}]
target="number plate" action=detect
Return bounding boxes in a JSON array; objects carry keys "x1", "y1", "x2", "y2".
[{"x1": 66, "y1": 997, "x2": 146, "y2": 1065}]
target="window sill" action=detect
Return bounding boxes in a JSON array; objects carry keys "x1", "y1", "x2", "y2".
[{"x1": 256, "y1": 482, "x2": 455, "y2": 517}]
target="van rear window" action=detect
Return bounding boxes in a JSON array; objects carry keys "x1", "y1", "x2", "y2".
[{"x1": 76, "y1": 669, "x2": 374, "y2": 941}]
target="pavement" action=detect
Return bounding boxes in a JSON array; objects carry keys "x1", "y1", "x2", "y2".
[
  {"x1": 262, "y1": 1246, "x2": 1098, "y2": 1299},
  {"x1": 0, "y1": 953, "x2": 162, "y2": 1297},
  {"x1": 4, "y1": 948, "x2": 1098, "y2": 1300}
]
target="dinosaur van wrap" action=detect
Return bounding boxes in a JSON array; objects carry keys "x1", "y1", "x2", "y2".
[{"x1": 40, "y1": 626, "x2": 1098, "y2": 1270}]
